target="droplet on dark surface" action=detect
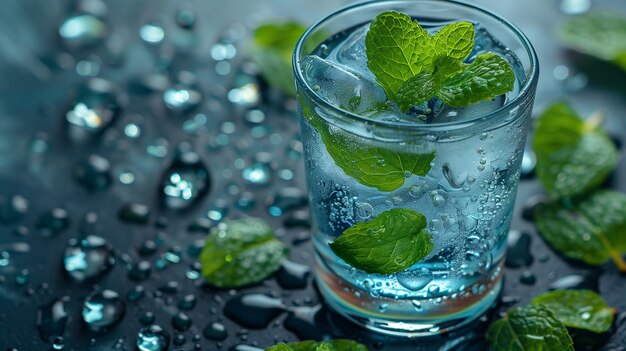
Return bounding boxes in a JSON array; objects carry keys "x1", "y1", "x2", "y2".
[
  {"x1": 136, "y1": 325, "x2": 170, "y2": 351},
  {"x1": 37, "y1": 296, "x2": 70, "y2": 344},
  {"x1": 80, "y1": 212, "x2": 99, "y2": 234},
  {"x1": 172, "y1": 312, "x2": 192, "y2": 331},
  {"x1": 119, "y1": 203, "x2": 150, "y2": 224},
  {"x1": 160, "y1": 146, "x2": 210, "y2": 210},
  {"x1": 127, "y1": 285, "x2": 145, "y2": 302},
  {"x1": 292, "y1": 231, "x2": 311, "y2": 245},
  {"x1": 64, "y1": 235, "x2": 115, "y2": 282},
  {"x1": 129, "y1": 260, "x2": 152, "y2": 281},
  {"x1": 178, "y1": 294, "x2": 197, "y2": 310},
  {"x1": 139, "y1": 240, "x2": 158, "y2": 256},
  {"x1": 283, "y1": 304, "x2": 328, "y2": 340},
  {"x1": 173, "y1": 334, "x2": 186, "y2": 346},
  {"x1": 235, "y1": 192, "x2": 256, "y2": 211},
  {"x1": 66, "y1": 78, "x2": 121, "y2": 142},
  {"x1": 283, "y1": 209, "x2": 311, "y2": 228},
  {"x1": 549, "y1": 273, "x2": 599, "y2": 291},
  {"x1": 276, "y1": 260, "x2": 310, "y2": 290},
  {"x1": 36, "y1": 208, "x2": 70, "y2": 236},
  {"x1": 519, "y1": 271, "x2": 537, "y2": 285},
  {"x1": 176, "y1": 9, "x2": 196, "y2": 29},
  {"x1": 82, "y1": 289, "x2": 126, "y2": 331},
  {"x1": 74, "y1": 155, "x2": 112, "y2": 191},
  {"x1": 229, "y1": 346, "x2": 264, "y2": 351},
  {"x1": 59, "y1": 14, "x2": 108, "y2": 48},
  {"x1": 266, "y1": 187, "x2": 308, "y2": 217},
  {"x1": 521, "y1": 195, "x2": 549, "y2": 222},
  {"x1": 505, "y1": 230, "x2": 534, "y2": 268},
  {"x1": 242, "y1": 162, "x2": 272, "y2": 186},
  {"x1": 140, "y1": 312, "x2": 156, "y2": 325},
  {"x1": 159, "y1": 281, "x2": 180, "y2": 294},
  {"x1": 163, "y1": 84, "x2": 203, "y2": 113},
  {"x1": 520, "y1": 148, "x2": 536, "y2": 179},
  {"x1": 203, "y1": 322, "x2": 228, "y2": 341},
  {"x1": 0, "y1": 194, "x2": 29, "y2": 223},
  {"x1": 500, "y1": 295, "x2": 520, "y2": 307},
  {"x1": 187, "y1": 218, "x2": 214, "y2": 233},
  {"x1": 224, "y1": 294, "x2": 287, "y2": 328}
]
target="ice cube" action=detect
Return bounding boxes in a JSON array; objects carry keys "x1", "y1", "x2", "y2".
[
  {"x1": 300, "y1": 55, "x2": 387, "y2": 114},
  {"x1": 331, "y1": 23, "x2": 374, "y2": 80},
  {"x1": 434, "y1": 94, "x2": 506, "y2": 123}
]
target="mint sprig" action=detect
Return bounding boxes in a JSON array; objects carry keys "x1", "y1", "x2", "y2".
[
  {"x1": 266, "y1": 340, "x2": 369, "y2": 351},
  {"x1": 329, "y1": 208, "x2": 433, "y2": 274},
  {"x1": 200, "y1": 218, "x2": 288, "y2": 287},
  {"x1": 365, "y1": 11, "x2": 515, "y2": 111},
  {"x1": 532, "y1": 102, "x2": 618, "y2": 199}
]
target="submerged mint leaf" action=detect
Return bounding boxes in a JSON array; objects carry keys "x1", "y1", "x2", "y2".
[
  {"x1": 395, "y1": 72, "x2": 437, "y2": 111},
  {"x1": 365, "y1": 11, "x2": 432, "y2": 98},
  {"x1": 559, "y1": 13, "x2": 626, "y2": 71},
  {"x1": 438, "y1": 53, "x2": 515, "y2": 107},
  {"x1": 200, "y1": 218, "x2": 288, "y2": 287},
  {"x1": 266, "y1": 340, "x2": 368, "y2": 351},
  {"x1": 267, "y1": 343, "x2": 294, "y2": 351},
  {"x1": 329, "y1": 208, "x2": 433, "y2": 274},
  {"x1": 535, "y1": 190, "x2": 626, "y2": 271},
  {"x1": 531, "y1": 290, "x2": 616, "y2": 333},
  {"x1": 532, "y1": 102, "x2": 618, "y2": 199},
  {"x1": 487, "y1": 305, "x2": 574, "y2": 351},
  {"x1": 301, "y1": 99, "x2": 435, "y2": 191}
]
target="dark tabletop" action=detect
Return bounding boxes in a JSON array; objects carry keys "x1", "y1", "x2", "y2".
[{"x1": 0, "y1": 0, "x2": 625, "y2": 350}]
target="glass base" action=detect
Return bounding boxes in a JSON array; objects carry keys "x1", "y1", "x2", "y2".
[{"x1": 315, "y1": 259, "x2": 503, "y2": 338}]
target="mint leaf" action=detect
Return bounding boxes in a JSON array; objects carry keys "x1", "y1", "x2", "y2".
[
  {"x1": 433, "y1": 22, "x2": 475, "y2": 61},
  {"x1": 266, "y1": 340, "x2": 368, "y2": 351},
  {"x1": 267, "y1": 343, "x2": 294, "y2": 351},
  {"x1": 532, "y1": 102, "x2": 618, "y2": 199},
  {"x1": 559, "y1": 13, "x2": 626, "y2": 71},
  {"x1": 329, "y1": 208, "x2": 433, "y2": 274},
  {"x1": 535, "y1": 190, "x2": 626, "y2": 271},
  {"x1": 300, "y1": 99, "x2": 435, "y2": 191},
  {"x1": 438, "y1": 53, "x2": 515, "y2": 107},
  {"x1": 365, "y1": 11, "x2": 432, "y2": 98},
  {"x1": 531, "y1": 290, "x2": 616, "y2": 333},
  {"x1": 395, "y1": 72, "x2": 437, "y2": 111},
  {"x1": 487, "y1": 305, "x2": 574, "y2": 351},
  {"x1": 200, "y1": 218, "x2": 288, "y2": 287}
]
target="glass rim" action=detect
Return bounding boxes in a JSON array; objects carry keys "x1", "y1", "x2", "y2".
[{"x1": 293, "y1": 0, "x2": 539, "y2": 132}]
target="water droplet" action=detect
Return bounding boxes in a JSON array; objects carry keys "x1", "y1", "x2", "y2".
[
  {"x1": 159, "y1": 281, "x2": 180, "y2": 294},
  {"x1": 505, "y1": 230, "x2": 534, "y2": 268},
  {"x1": 276, "y1": 260, "x2": 310, "y2": 290},
  {"x1": 442, "y1": 163, "x2": 468, "y2": 189},
  {"x1": 127, "y1": 285, "x2": 145, "y2": 302},
  {"x1": 37, "y1": 296, "x2": 69, "y2": 344},
  {"x1": 560, "y1": 0, "x2": 591, "y2": 14},
  {"x1": 397, "y1": 268, "x2": 433, "y2": 291},
  {"x1": 176, "y1": 9, "x2": 196, "y2": 29},
  {"x1": 228, "y1": 82, "x2": 260, "y2": 107},
  {"x1": 37, "y1": 208, "x2": 70, "y2": 236},
  {"x1": 266, "y1": 187, "x2": 307, "y2": 217},
  {"x1": 64, "y1": 235, "x2": 115, "y2": 282},
  {"x1": 283, "y1": 304, "x2": 327, "y2": 340},
  {"x1": 178, "y1": 294, "x2": 197, "y2": 311},
  {"x1": 283, "y1": 209, "x2": 311, "y2": 228},
  {"x1": 211, "y1": 43, "x2": 237, "y2": 61},
  {"x1": 207, "y1": 198, "x2": 229, "y2": 221},
  {"x1": 549, "y1": 273, "x2": 599, "y2": 291},
  {"x1": 140, "y1": 23, "x2": 165, "y2": 44},
  {"x1": 244, "y1": 109, "x2": 265, "y2": 124},
  {"x1": 128, "y1": 260, "x2": 152, "y2": 281},
  {"x1": 411, "y1": 300, "x2": 422, "y2": 311},
  {"x1": 427, "y1": 284, "x2": 441, "y2": 296},
  {"x1": 59, "y1": 14, "x2": 107, "y2": 48},
  {"x1": 203, "y1": 322, "x2": 228, "y2": 341},
  {"x1": 430, "y1": 191, "x2": 446, "y2": 207},
  {"x1": 140, "y1": 312, "x2": 156, "y2": 325},
  {"x1": 223, "y1": 294, "x2": 286, "y2": 328},
  {"x1": 519, "y1": 271, "x2": 536, "y2": 285},
  {"x1": 147, "y1": 138, "x2": 170, "y2": 158},
  {"x1": 522, "y1": 195, "x2": 549, "y2": 222},
  {"x1": 521, "y1": 148, "x2": 536, "y2": 179},
  {"x1": 119, "y1": 203, "x2": 150, "y2": 224},
  {"x1": 136, "y1": 325, "x2": 170, "y2": 351},
  {"x1": 161, "y1": 147, "x2": 210, "y2": 210},
  {"x1": 82, "y1": 289, "x2": 126, "y2": 331},
  {"x1": 0, "y1": 194, "x2": 29, "y2": 224},
  {"x1": 172, "y1": 312, "x2": 192, "y2": 331},
  {"x1": 73, "y1": 155, "x2": 112, "y2": 192},
  {"x1": 163, "y1": 84, "x2": 203, "y2": 113},
  {"x1": 66, "y1": 78, "x2": 120, "y2": 142},
  {"x1": 408, "y1": 182, "x2": 429, "y2": 198},
  {"x1": 354, "y1": 203, "x2": 373, "y2": 220},
  {"x1": 242, "y1": 163, "x2": 271, "y2": 186},
  {"x1": 15, "y1": 269, "x2": 30, "y2": 285}
]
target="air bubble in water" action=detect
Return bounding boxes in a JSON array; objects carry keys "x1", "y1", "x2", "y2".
[{"x1": 397, "y1": 268, "x2": 434, "y2": 291}]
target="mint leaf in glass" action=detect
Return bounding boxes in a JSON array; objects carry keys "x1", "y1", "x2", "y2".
[
  {"x1": 266, "y1": 340, "x2": 368, "y2": 351},
  {"x1": 329, "y1": 208, "x2": 433, "y2": 274},
  {"x1": 559, "y1": 13, "x2": 626, "y2": 71},
  {"x1": 365, "y1": 11, "x2": 515, "y2": 111},
  {"x1": 532, "y1": 102, "x2": 618, "y2": 199},
  {"x1": 535, "y1": 190, "x2": 626, "y2": 271},
  {"x1": 300, "y1": 100, "x2": 435, "y2": 191},
  {"x1": 487, "y1": 305, "x2": 574, "y2": 351},
  {"x1": 531, "y1": 290, "x2": 616, "y2": 334},
  {"x1": 200, "y1": 218, "x2": 288, "y2": 287}
]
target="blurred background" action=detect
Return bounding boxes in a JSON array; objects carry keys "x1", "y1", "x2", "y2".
[{"x1": 0, "y1": 0, "x2": 625, "y2": 350}]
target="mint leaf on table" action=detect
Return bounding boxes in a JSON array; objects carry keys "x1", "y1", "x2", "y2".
[
  {"x1": 365, "y1": 11, "x2": 515, "y2": 111},
  {"x1": 535, "y1": 190, "x2": 626, "y2": 271},
  {"x1": 559, "y1": 13, "x2": 626, "y2": 71},
  {"x1": 300, "y1": 100, "x2": 435, "y2": 191},
  {"x1": 532, "y1": 102, "x2": 618, "y2": 199},
  {"x1": 487, "y1": 305, "x2": 574, "y2": 351},
  {"x1": 329, "y1": 208, "x2": 433, "y2": 274},
  {"x1": 200, "y1": 218, "x2": 288, "y2": 287},
  {"x1": 266, "y1": 340, "x2": 368, "y2": 351},
  {"x1": 531, "y1": 290, "x2": 616, "y2": 334}
]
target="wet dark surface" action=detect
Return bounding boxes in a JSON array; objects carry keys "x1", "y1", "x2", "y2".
[{"x1": 0, "y1": 0, "x2": 625, "y2": 350}]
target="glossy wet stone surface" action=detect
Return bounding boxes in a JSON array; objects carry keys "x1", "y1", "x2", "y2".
[{"x1": 0, "y1": 0, "x2": 625, "y2": 350}]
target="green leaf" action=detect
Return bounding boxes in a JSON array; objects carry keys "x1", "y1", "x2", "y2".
[
  {"x1": 433, "y1": 22, "x2": 475, "y2": 62},
  {"x1": 267, "y1": 343, "x2": 294, "y2": 351},
  {"x1": 532, "y1": 102, "x2": 618, "y2": 199},
  {"x1": 437, "y1": 53, "x2": 515, "y2": 107},
  {"x1": 267, "y1": 340, "x2": 368, "y2": 351},
  {"x1": 300, "y1": 99, "x2": 435, "y2": 191},
  {"x1": 365, "y1": 11, "x2": 432, "y2": 98},
  {"x1": 200, "y1": 218, "x2": 288, "y2": 288},
  {"x1": 395, "y1": 72, "x2": 437, "y2": 111},
  {"x1": 487, "y1": 305, "x2": 574, "y2": 351},
  {"x1": 535, "y1": 190, "x2": 626, "y2": 271},
  {"x1": 329, "y1": 208, "x2": 433, "y2": 274},
  {"x1": 559, "y1": 13, "x2": 626, "y2": 71},
  {"x1": 531, "y1": 290, "x2": 616, "y2": 333}
]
